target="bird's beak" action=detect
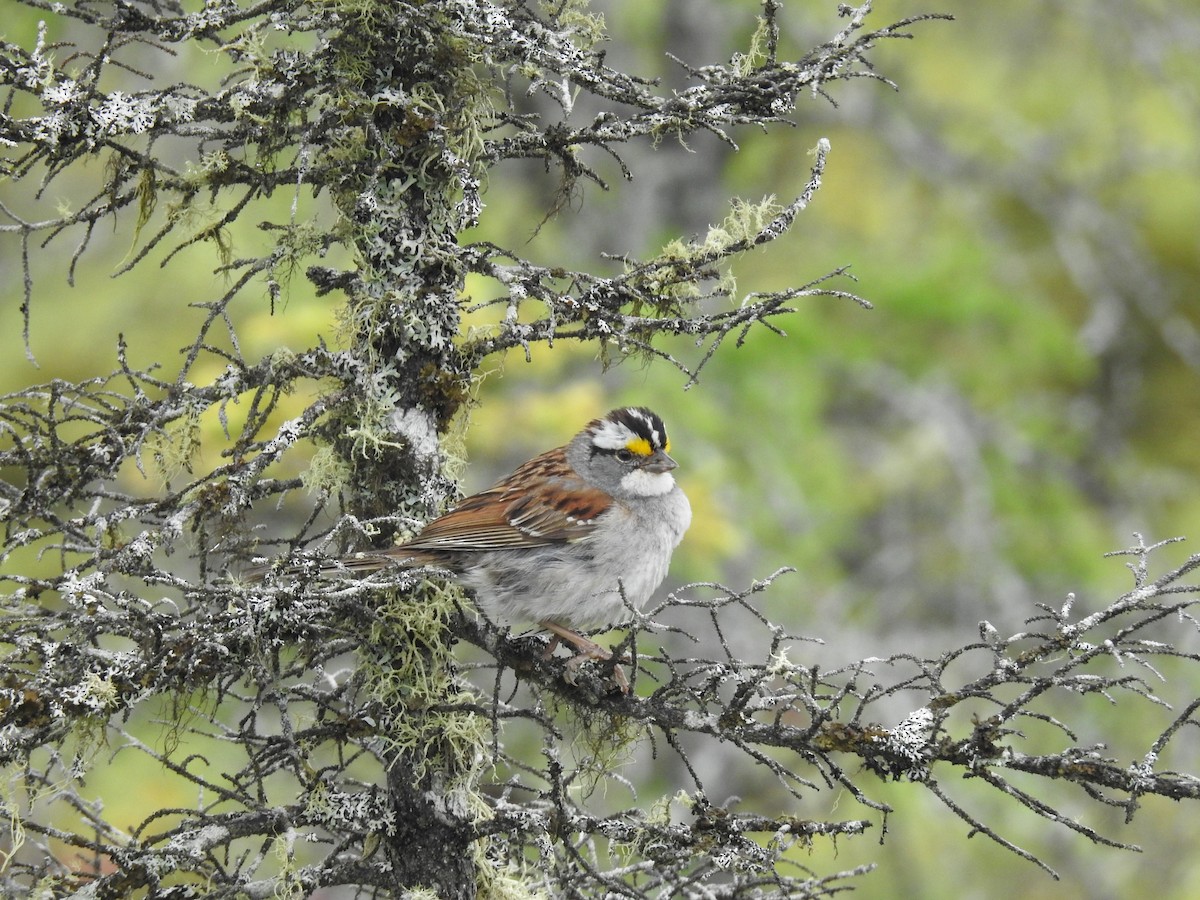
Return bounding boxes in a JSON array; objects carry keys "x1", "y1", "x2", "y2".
[{"x1": 643, "y1": 449, "x2": 678, "y2": 474}]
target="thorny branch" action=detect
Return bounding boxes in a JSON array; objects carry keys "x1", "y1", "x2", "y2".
[
  {"x1": 1, "y1": 0, "x2": 946, "y2": 374},
  {"x1": 5, "y1": 511, "x2": 1199, "y2": 894}
]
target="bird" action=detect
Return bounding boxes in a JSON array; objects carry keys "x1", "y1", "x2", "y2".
[{"x1": 251, "y1": 407, "x2": 691, "y2": 691}]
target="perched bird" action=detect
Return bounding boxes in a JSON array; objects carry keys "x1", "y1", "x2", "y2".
[{"x1": 253, "y1": 407, "x2": 691, "y2": 690}]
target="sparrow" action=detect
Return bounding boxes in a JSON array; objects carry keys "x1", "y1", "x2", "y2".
[{"x1": 252, "y1": 407, "x2": 691, "y2": 691}]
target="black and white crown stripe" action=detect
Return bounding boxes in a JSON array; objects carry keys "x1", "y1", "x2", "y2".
[{"x1": 589, "y1": 407, "x2": 668, "y2": 454}]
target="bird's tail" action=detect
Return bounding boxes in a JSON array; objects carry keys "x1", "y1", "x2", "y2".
[{"x1": 241, "y1": 547, "x2": 438, "y2": 583}]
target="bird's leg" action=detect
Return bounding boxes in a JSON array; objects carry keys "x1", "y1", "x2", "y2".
[{"x1": 540, "y1": 620, "x2": 629, "y2": 693}]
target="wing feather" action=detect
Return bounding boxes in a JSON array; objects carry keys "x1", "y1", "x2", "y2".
[{"x1": 395, "y1": 447, "x2": 610, "y2": 553}]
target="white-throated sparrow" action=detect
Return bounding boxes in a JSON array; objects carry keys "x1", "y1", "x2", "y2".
[{"x1": 254, "y1": 407, "x2": 691, "y2": 690}]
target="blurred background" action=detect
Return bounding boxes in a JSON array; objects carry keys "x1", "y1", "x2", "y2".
[{"x1": 3, "y1": 0, "x2": 1199, "y2": 896}]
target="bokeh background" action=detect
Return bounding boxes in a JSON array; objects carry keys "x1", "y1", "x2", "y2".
[{"x1": 3, "y1": 1, "x2": 1199, "y2": 897}]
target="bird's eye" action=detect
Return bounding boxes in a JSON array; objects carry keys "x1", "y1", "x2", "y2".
[{"x1": 615, "y1": 449, "x2": 634, "y2": 463}]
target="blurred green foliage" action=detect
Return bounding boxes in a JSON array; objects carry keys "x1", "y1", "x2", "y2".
[{"x1": 3, "y1": 0, "x2": 1199, "y2": 895}]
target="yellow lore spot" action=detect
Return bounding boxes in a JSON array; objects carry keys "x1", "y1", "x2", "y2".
[{"x1": 626, "y1": 437, "x2": 652, "y2": 456}]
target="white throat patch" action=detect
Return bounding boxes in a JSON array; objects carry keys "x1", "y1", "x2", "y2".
[{"x1": 620, "y1": 469, "x2": 676, "y2": 497}]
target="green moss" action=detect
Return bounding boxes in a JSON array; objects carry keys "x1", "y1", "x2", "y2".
[
  {"x1": 550, "y1": 695, "x2": 645, "y2": 799},
  {"x1": 364, "y1": 581, "x2": 488, "y2": 787},
  {"x1": 542, "y1": 0, "x2": 607, "y2": 52},
  {"x1": 732, "y1": 12, "x2": 771, "y2": 78},
  {"x1": 146, "y1": 409, "x2": 202, "y2": 479},
  {"x1": 299, "y1": 444, "x2": 352, "y2": 494},
  {"x1": 632, "y1": 197, "x2": 784, "y2": 312},
  {"x1": 477, "y1": 861, "x2": 550, "y2": 900}
]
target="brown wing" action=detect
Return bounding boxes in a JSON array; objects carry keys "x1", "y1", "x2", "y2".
[{"x1": 394, "y1": 446, "x2": 611, "y2": 553}]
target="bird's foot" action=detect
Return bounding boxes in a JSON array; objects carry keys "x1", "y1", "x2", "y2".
[{"x1": 540, "y1": 621, "x2": 630, "y2": 693}]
